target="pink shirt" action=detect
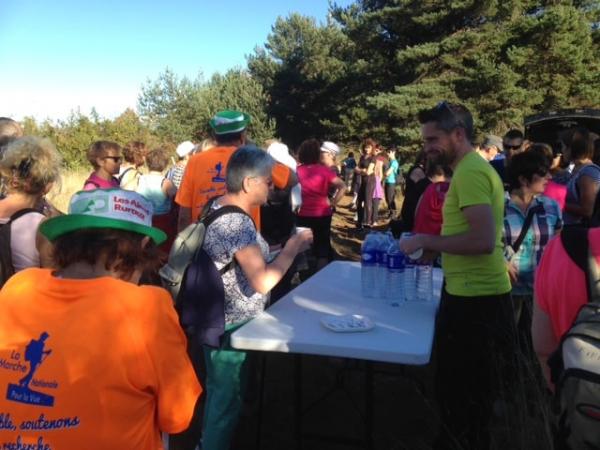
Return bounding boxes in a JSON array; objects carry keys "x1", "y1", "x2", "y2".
[
  {"x1": 297, "y1": 164, "x2": 336, "y2": 217},
  {"x1": 83, "y1": 172, "x2": 120, "y2": 191},
  {"x1": 535, "y1": 228, "x2": 600, "y2": 339},
  {"x1": 543, "y1": 180, "x2": 567, "y2": 211}
]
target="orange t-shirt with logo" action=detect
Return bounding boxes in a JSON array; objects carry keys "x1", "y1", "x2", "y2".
[
  {"x1": 175, "y1": 146, "x2": 292, "y2": 229},
  {"x1": 0, "y1": 268, "x2": 201, "y2": 450}
]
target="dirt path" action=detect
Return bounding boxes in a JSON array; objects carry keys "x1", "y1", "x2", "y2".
[{"x1": 330, "y1": 191, "x2": 403, "y2": 261}]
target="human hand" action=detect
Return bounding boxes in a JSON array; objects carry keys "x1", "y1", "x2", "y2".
[
  {"x1": 289, "y1": 229, "x2": 313, "y2": 254},
  {"x1": 399, "y1": 234, "x2": 425, "y2": 256},
  {"x1": 507, "y1": 261, "x2": 518, "y2": 285}
]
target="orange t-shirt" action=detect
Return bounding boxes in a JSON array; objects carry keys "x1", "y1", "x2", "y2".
[
  {"x1": 0, "y1": 269, "x2": 201, "y2": 450},
  {"x1": 175, "y1": 146, "x2": 291, "y2": 229}
]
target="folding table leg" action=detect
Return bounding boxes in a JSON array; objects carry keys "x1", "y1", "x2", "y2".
[{"x1": 294, "y1": 354, "x2": 303, "y2": 450}]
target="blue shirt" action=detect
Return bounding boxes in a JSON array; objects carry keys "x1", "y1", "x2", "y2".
[
  {"x1": 385, "y1": 159, "x2": 399, "y2": 184},
  {"x1": 503, "y1": 195, "x2": 562, "y2": 295}
]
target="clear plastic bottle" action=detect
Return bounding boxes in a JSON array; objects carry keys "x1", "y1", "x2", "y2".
[
  {"x1": 375, "y1": 232, "x2": 394, "y2": 298},
  {"x1": 361, "y1": 233, "x2": 378, "y2": 298},
  {"x1": 386, "y1": 240, "x2": 405, "y2": 306},
  {"x1": 416, "y1": 261, "x2": 433, "y2": 301},
  {"x1": 404, "y1": 255, "x2": 417, "y2": 301}
]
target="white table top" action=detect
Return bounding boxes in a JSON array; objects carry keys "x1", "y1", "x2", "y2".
[{"x1": 231, "y1": 261, "x2": 442, "y2": 365}]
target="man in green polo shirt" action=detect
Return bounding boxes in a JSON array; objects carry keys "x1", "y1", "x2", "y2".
[{"x1": 400, "y1": 102, "x2": 516, "y2": 450}]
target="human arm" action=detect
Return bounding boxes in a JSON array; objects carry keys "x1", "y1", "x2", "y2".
[
  {"x1": 385, "y1": 162, "x2": 395, "y2": 178},
  {"x1": 399, "y1": 203, "x2": 496, "y2": 256},
  {"x1": 178, "y1": 207, "x2": 192, "y2": 232},
  {"x1": 330, "y1": 177, "x2": 346, "y2": 208},
  {"x1": 162, "y1": 178, "x2": 177, "y2": 198},
  {"x1": 234, "y1": 230, "x2": 313, "y2": 295},
  {"x1": 366, "y1": 161, "x2": 375, "y2": 176},
  {"x1": 564, "y1": 175, "x2": 600, "y2": 219},
  {"x1": 532, "y1": 299, "x2": 558, "y2": 390},
  {"x1": 141, "y1": 288, "x2": 202, "y2": 433}
]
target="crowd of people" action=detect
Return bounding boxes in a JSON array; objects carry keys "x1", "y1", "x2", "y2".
[{"x1": 0, "y1": 101, "x2": 598, "y2": 450}]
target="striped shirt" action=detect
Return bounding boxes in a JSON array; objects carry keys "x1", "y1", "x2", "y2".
[{"x1": 503, "y1": 195, "x2": 562, "y2": 295}]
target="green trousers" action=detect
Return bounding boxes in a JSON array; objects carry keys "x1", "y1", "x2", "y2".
[{"x1": 201, "y1": 322, "x2": 249, "y2": 450}]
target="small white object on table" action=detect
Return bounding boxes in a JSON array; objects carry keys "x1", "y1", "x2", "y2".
[{"x1": 231, "y1": 261, "x2": 443, "y2": 365}]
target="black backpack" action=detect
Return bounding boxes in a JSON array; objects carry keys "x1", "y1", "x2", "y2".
[
  {"x1": 0, "y1": 209, "x2": 38, "y2": 288},
  {"x1": 548, "y1": 227, "x2": 600, "y2": 449},
  {"x1": 158, "y1": 202, "x2": 252, "y2": 348}
]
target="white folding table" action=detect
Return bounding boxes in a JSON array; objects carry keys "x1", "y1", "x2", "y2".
[
  {"x1": 231, "y1": 261, "x2": 443, "y2": 449},
  {"x1": 231, "y1": 261, "x2": 442, "y2": 364}
]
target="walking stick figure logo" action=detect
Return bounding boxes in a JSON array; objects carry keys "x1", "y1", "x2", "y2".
[
  {"x1": 211, "y1": 162, "x2": 226, "y2": 182},
  {"x1": 19, "y1": 332, "x2": 52, "y2": 389},
  {"x1": 6, "y1": 331, "x2": 55, "y2": 406}
]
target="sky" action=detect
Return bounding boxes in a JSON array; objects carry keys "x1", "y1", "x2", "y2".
[{"x1": 0, "y1": 0, "x2": 353, "y2": 122}]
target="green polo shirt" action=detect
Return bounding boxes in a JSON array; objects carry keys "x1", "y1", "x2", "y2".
[{"x1": 441, "y1": 151, "x2": 511, "y2": 296}]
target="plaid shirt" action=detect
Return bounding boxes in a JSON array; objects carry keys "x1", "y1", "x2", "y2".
[{"x1": 503, "y1": 195, "x2": 562, "y2": 295}]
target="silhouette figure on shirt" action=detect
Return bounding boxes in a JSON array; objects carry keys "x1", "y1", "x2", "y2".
[
  {"x1": 212, "y1": 162, "x2": 225, "y2": 182},
  {"x1": 19, "y1": 332, "x2": 52, "y2": 389}
]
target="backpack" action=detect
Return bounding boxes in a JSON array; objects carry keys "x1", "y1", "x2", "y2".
[
  {"x1": 548, "y1": 227, "x2": 600, "y2": 450},
  {"x1": 158, "y1": 202, "x2": 251, "y2": 347},
  {"x1": 0, "y1": 209, "x2": 38, "y2": 288}
]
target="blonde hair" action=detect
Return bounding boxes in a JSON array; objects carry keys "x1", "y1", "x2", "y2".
[{"x1": 0, "y1": 136, "x2": 62, "y2": 195}]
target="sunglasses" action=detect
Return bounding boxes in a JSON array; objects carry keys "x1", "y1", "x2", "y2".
[
  {"x1": 103, "y1": 156, "x2": 123, "y2": 162},
  {"x1": 435, "y1": 100, "x2": 466, "y2": 129},
  {"x1": 504, "y1": 144, "x2": 522, "y2": 151}
]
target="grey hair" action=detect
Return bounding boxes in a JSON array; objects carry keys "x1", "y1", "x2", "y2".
[{"x1": 226, "y1": 145, "x2": 274, "y2": 193}]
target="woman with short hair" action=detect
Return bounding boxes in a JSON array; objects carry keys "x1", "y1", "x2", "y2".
[
  {"x1": 0, "y1": 136, "x2": 62, "y2": 273},
  {"x1": 563, "y1": 127, "x2": 600, "y2": 224},
  {"x1": 0, "y1": 188, "x2": 201, "y2": 449},
  {"x1": 136, "y1": 147, "x2": 177, "y2": 252},
  {"x1": 83, "y1": 140, "x2": 122, "y2": 190},
  {"x1": 201, "y1": 145, "x2": 312, "y2": 450},
  {"x1": 119, "y1": 140, "x2": 147, "y2": 190},
  {"x1": 296, "y1": 139, "x2": 345, "y2": 269},
  {"x1": 504, "y1": 151, "x2": 562, "y2": 356}
]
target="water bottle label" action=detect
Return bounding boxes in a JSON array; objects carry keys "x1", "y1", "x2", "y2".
[
  {"x1": 387, "y1": 254, "x2": 405, "y2": 270},
  {"x1": 376, "y1": 251, "x2": 388, "y2": 265},
  {"x1": 361, "y1": 250, "x2": 377, "y2": 265}
]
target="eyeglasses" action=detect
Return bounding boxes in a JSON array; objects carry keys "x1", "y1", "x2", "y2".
[
  {"x1": 103, "y1": 156, "x2": 123, "y2": 162},
  {"x1": 435, "y1": 100, "x2": 466, "y2": 129}
]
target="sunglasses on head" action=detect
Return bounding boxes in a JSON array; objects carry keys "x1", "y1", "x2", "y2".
[{"x1": 435, "y1": 100, "x2": 465, "y2": 128}]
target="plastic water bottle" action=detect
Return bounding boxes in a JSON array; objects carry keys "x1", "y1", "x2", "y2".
[
  {"x1": 404, "y1": 255, "x2": 416, "y2": 301},
  {"x1": 386, "y1": 241, "x2": 405, "y2": 306},
  {"x1": 416, "y1": 261, "x2": 433, "y2": 302},
  {"x1": 375, "y1": 232, "x2": 394, "y2": 298},
  {"x1": 361, "y1": 233, "x2": 378, "y2": 298}
]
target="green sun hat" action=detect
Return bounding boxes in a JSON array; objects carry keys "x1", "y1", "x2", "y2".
[
  {"x1": 209, "y1": 110, "x2": 250, "y2": 135},
  {"x1": 40, "y1": 189, "x2": 167, "y2": 245}
]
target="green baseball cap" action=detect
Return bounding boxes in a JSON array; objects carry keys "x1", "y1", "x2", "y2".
[
  {"x1": 209, "y1": 110, "x2": 250, "y2": 135},
  {"x1": 40, "y1": 189, "x2": 167, "y2": 245}
]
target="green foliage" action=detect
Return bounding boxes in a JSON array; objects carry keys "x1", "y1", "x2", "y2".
[
  {"x1": 23, "y1": 110, "x2": 157, "y2": 169},
  {"x1": 138, "y1": 68, "x2": 275, "y2": 146},
  {"x1": 247, "y1": 0, "x2": 599, "y2": 159}
]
